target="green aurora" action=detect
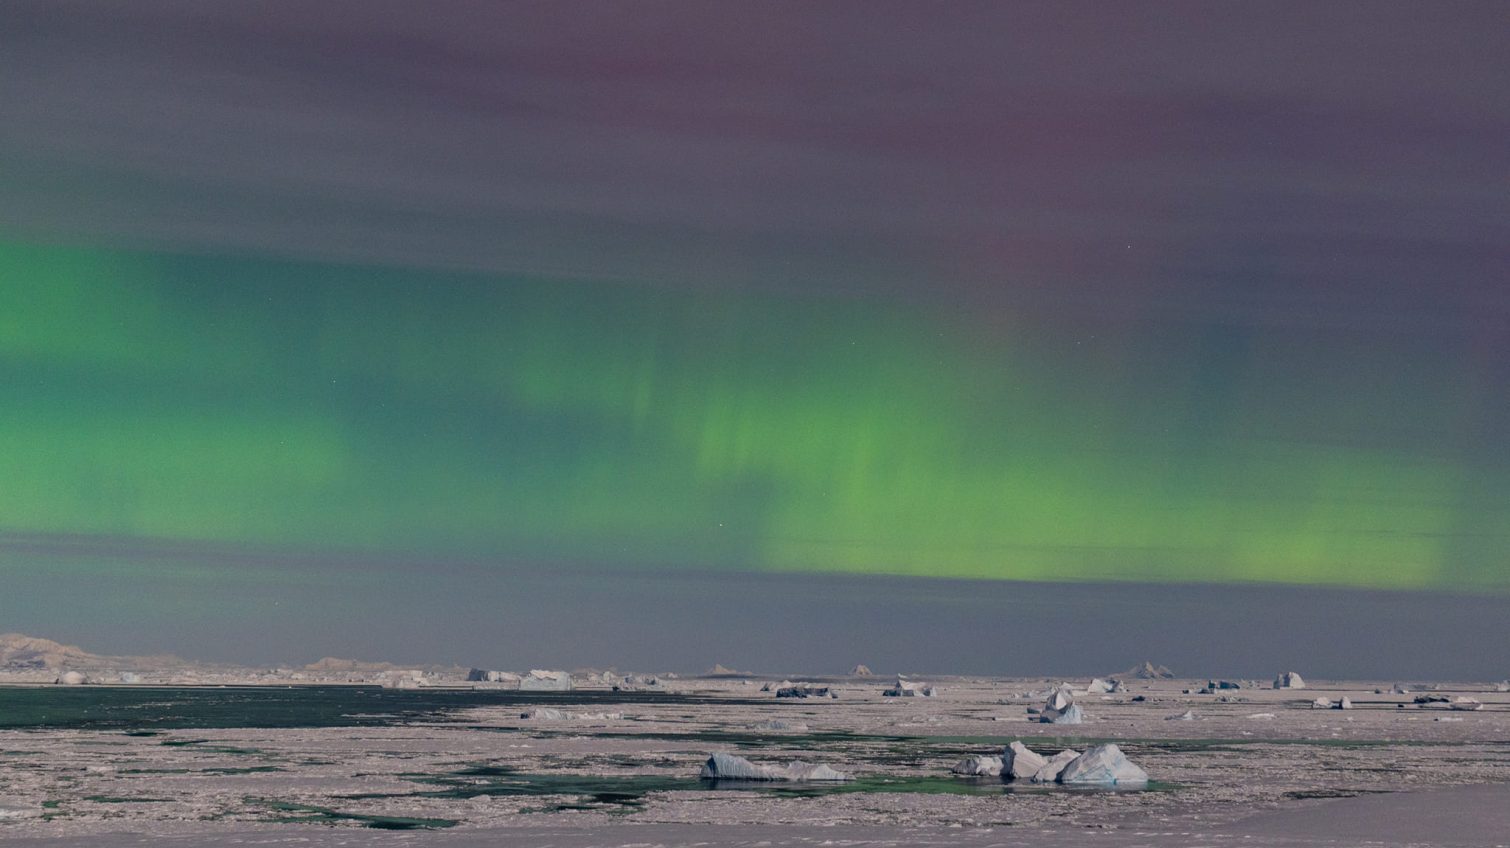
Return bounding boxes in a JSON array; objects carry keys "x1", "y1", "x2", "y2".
[{"x1": 1, "y1": 240, "x2": 1505, "y2": 592}]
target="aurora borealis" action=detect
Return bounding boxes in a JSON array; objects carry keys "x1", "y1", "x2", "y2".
[
  {"x1": 1, "y1": 2, "x2": 1507, "y2": 671},
  {"x1": 3, "y1": 239, "x2": 1505, "y2": 592}
]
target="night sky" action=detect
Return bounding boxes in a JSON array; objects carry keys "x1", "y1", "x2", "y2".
[{"x1": 1, "y1": 3, "x2": 1507, "y2": 674}]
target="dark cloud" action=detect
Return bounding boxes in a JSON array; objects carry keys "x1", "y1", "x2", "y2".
[{"x1": 2, "y1": 1, "x2": 1505, "y2": 329}]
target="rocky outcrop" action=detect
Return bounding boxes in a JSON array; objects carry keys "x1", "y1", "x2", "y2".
[
  {"x1": 3, "y1": 634, "x2": 95, "y2": 670},
  {"x1": 2, "y1": 633, "x2": 182, "y2": 673}
]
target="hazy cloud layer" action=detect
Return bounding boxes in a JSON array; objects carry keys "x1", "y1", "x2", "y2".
[
  {"x1": 2, "y1": 2, "x2": 1505, "y2": 329},
  {"x1": 5, "y1": 533, "x2": 1508, "y2": 679}
]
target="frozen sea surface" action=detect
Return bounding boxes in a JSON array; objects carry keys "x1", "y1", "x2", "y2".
[{"x1": 3, "y1": 677, "x2": 1508, "y2": 845}]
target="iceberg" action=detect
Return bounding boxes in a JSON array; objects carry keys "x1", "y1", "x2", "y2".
[{"x1": 1057, "y1": 743, "x2": 1149, "y2": 786}]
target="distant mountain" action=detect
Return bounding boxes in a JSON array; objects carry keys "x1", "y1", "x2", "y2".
[
  {"x1": 303, "y1": 656, "x2": 404, "y2": 673},
  {"x1": 1124, "y1": 661, "x2": 1175, "y2": 679},
  {"x1": 0, "y1": 633, "x2": 184, "y2": 671},
  {"x1": 0, "y1": 633, "x2": 451, "y2": 677}
]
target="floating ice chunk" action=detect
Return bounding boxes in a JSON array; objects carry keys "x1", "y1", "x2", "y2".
[
  {"x1": 1045, "y1": 687, "x2": 1074, "y2": 712},
  {"x1": 519, "y1": 669, "x2": 573, "y2": 691},
  {"x1": 776, "y1": 685, "x2": 835, "y2": 699},
  {"x1": 951, "y1": 755, "x2": 1004, "y2": 777},
  {"x1": 883, "y1": 675, "x2": 934, "y2": 697},
  {"x1": 785, "y1": 762, "x2": 850, "y2": 781},
  {"x1": 1029, "y1": 749, "x2": 1081, "y2": 783},
  {"x1": 1041, "y1": 703, "x2": 1083, "y2": 724},
  {"x1": 1037, "y1": 686, "x2": 1083, "y2": 723},
  {"x1": 467, "y1": 668, "x2": 521, "y2": 684},
  {"x1": 1057, "y1": 743, "x2": 1149, "y2": 785},
  {"x1": 699, "y1": 752, "x2": 850, "y2": 782},
  {"x1": 1002, "y1": 740, "x2": 1047, "y2": 780},
  {"x1": 701, "y1": 753, "x2": 784, "y2": 780}
]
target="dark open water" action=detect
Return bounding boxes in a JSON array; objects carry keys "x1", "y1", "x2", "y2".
[{"x1": 0, "y1": 685, "x2": 702, "y2": 730}]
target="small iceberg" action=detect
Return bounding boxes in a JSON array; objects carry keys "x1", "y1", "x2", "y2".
[
  {"x1": 1057, "y1": 743, "x2": 1149, "y2": 786},
  {"x1": 699, "y1": 752, "x2": 850, "y2": 782},
  {"x1": 950, "y1": 754, "x2": 1004, "y2": 777}
]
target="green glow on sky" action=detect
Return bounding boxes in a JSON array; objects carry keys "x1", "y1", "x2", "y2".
[{"x1": 1, "y1": 241, "x2": 1503, "y2": 591}]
